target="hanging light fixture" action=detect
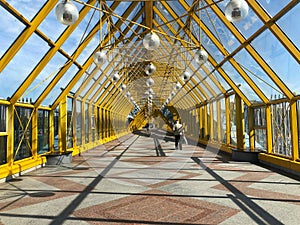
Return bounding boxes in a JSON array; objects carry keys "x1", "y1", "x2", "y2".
[
  {"x1": 110, "y1": 73, "x2": 120, "y2": 82},
  {"x1": 55, "y1": 0, "x2": 79, "y2": 25},
  {"x1": 120, "y1": 84, "x2": 126, "y2": 91},
  {"x1": 144, "y1": 62, "x2": 156, "y2": 75},
  {"x1": 94, "y1": 0, "x2": 107, "y2": 66},
  {"x1": 225, "y1": 0, "x2": 249, "y2": 23},
  {"x1": 146, "y1": 77, "x2": 154, "y2": 87},
  {"x1": 143, "y1": 32, "x2": 160, "y2": 51},
  {"x1": 196, "y1": 0, "x2": 208, "y2": 65},
  {"x1": 174, "y1": 82, "x2": 182, "y2": 91},
  {"x1": 181, "y1": 71, "x2": 191, "y2": 82}
]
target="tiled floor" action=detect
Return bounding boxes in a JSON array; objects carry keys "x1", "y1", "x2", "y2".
[{"x1": 1, "y1": 129, "x2": 300, "y2": 225}]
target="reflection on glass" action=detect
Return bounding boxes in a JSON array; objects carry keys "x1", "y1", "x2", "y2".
[
  {"x1": 14, "y1": 107, "x2": 32, "y2": 160},
  {"x1": 277, "y1": 3, "x2": 300, "y2": 51},
  {"x1": 271, "y1": 102, "x2": 291, "y2": 157},
  {"x1": 38, "y1": 109, "x2": 50, "y2": 154},
  {"x1": 251, "y1": 29, "x2": 300, "y2": 95},
  {"x1": 0, "y1": 33, "x2": 49, "y2": 99}
]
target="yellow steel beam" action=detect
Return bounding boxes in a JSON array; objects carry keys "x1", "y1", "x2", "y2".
[
  {"x1": 144, "y1": 0, "x2": 153, "y2": 30},
  {"x1": 178, "y1": 0, "x2": 268, "y2": 104},
  {"x1": 235, "y1": 94, "x2": 245, "y2": 150},
  {"x1": 9, "y1": 0, "x2": 99, "y2": 105},
  {"x1": 290, "y1": 101, "x2": 299, "y2": 161},
  {"x1": 204, "y1": 0, "x2": 294, "y2": 100},
  {"x1": 265, "y1": 104, "x2": 273, "y2": 154},
  {"x1": 247, "y1": 0, "x2": 300, "y2": 64},
  {"x1": 0, "y1": 0, "x2": 59, "y2": 72}
]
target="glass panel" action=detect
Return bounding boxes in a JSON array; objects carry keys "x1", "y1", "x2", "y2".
[
  {"x1": 54, "y1": 106, "x2": 59, "y2": 152},
  {"x1": 234, "y1": 49, "x2": 283, "y2": 99},
  {"x1": 0, "y1": 33, "x2": 50, "y2": 99},
  {"x1": 254, "y1": 107, "x2": 266, "y2": 151},
  {"x1": 155, "y1": 1, "x2": 179, "y2": 31},
  {"x1": 276, "y1": 3, "x2": 300, "y2": 50},
  {"x1": 91, "y1": 105, "x2": 95, "y2": 142},
  {"x1": 61, "y1": 6, "x2": 99, "y2": 56},
  {"x1": 244, "y1": 104, "x2": 249, "y2": 149},
  {"x1": 6, "y1": 0, "x2": 47, "y2": 21},
  {"x1": 297, "y1": 100, "x2": 300, "y2": 159},
  {"x1": 24, "y1": 52, "x2": 66, "y2": 102},
  {"x1": 212, "y1": 101, "x2": 218, "y2": 141},
  {"x1": 256, "y1": 0, "x2": 290, "y2": 17},
  {"x1": 0, "y1": 5, "x2": 26, "y2": 58},
  {"x1": 222, "y1": 61, "x2": 260, "y2": 101},
  {"x1": 42, "y1": 63, "x2": 80, "y2": 106},
  {"x1": 200, "y1": 5, "x2": 239, "y2": 54},
  {"x1": 271, "y1": 102, "x2": 292, "y2": 157},
  {"x1": 14, "y1": 107, "x2": 32, "y2": 160},
  {"x1": 85, "y1": 102, "x2": 89, "y2": 143},
  {"x1": 229, "y1": 95, "x2": 236, "y2": 146},
  {"x1": 220, "y1": 98, "x2": 226, "y2": 143},
  {"x1": 67, "y1": 97, "x2": 73, "y2": 148},
  {"x1": 37, "y1": 1, "x2": 84, "y2": 42},
  {"x1": 251, "y1": 29, "x2": 300, "y2": 95},
  {"x1": 76, "y1": 100, "x2": 82, "y2": 145},
  {"x1": 0, "y1": 136, "x2": 7, "y2": 165},
  {"x1": 38, "y1": 110, "x2": 49, "y2": 154},
  {"x1": 0, "y1": 105, "x2": 6, "y2": 132}
]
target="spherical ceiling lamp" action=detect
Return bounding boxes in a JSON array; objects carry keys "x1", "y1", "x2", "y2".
[
  {"x1": 148, "y1": 94, "x2": 153, "y2": 100},
  {"x1": 143, "y1": 32, "x2": 160, "y2": 51},
  {"x1": 125, "y1": 91, "x2": 131, "y2": 98},
  {"x1": 55, "y1": 0, "x2": 79, "y2": 25},
  {"x1": 181, "y1": 71, "x2": 191, "y2": 82},
  {"x1": 120, "y1": 84, "x2": 126, "y2": 91},
  {"x1": 195, "y1": 49, "x2": 208, "y2": 65},
  {"x1": 170, "y1": 91, "x2": 175, "y2": 97},
  {"x1": 174, "y1": 82, "x2": 182, "y2": 91},
  {"x1": 225, "y1": 0, "x2": 249, "y2": 23},
  {"x1": 111, "y1": 73, "x2": 120, "y2": 82},
  {"x1": 146, "y1": 77, "x2": 154, "y2": 87},
  {"x1": 93, "y1": 50, "x2": 107, "y2": 66},
  {"x1": 145, "y1": 63, "x2": 156, "y2": 75}
]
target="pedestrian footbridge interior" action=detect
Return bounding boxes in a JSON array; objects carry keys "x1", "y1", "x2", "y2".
[{"x1": 0, "y1": 0, "x2": 300, "y2": 196}]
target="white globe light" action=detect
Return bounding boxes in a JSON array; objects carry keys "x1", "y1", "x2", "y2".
[
  {"x1": 143, "y1": 32, "x2": 160, "y2": 51},
  {"x1": 195, "y1": 49, "x2": 208, "y2": 65},
  {"x1": 125, "y1": 91, "x2": 131, "y2": 98},
  {"x1": 170, "y1": 91, "x2": 175, "y2": 97},
  {"x1": 148, "y1": 88, "x2": 154, "y2": 94},
  {"x1": 174, "y1": 82, "x2": 182, "y2": 91},
  {"x1": 111, "y1": 73, "x2": 120, "y2": 82},
  {"x1": 94, "y1": 51, "x2": 107, "y2": 65},
  {"x1": 225, "y1": 0, "x2": 249, "y2": 23},
  {"x1": 146, "y1": 77, "x2": 154, "y2": 87},
  {"x1": 55, "y1": 1, "x2": 79, "y2": 25},
  {"x1": 120, "y1": 84, "x2": 126, "y2": 91},
  {"x1": 148, "y1": 94, "x2": 153, "y2": 100},
  {"x1": 182, "y1": 71, "x2": 191, "y2": 82},
  {"x1": 145, "y1": 63, "x2": 156, "y2": 75}
]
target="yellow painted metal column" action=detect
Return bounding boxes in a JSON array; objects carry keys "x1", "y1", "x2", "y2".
[
  {"x1": 217, "y1": 100, "x2": 221, "y2": 142},
  {"x1": 290, "y1": 101, "x2": 299, "y2": 160},
  {"x1": 209, "y1": 103, "x2": 214, "y2": 141},
  {"x1": 265, "y1": 105, "x2": 273, "y2": 154},
  {"x1": 199, "y1": 106, "x2": 203, "y2": 140},
  {"x1": 59, "y1": 97, "x2": 67, "y2": 153},
  {"x1": 235, "y1": 94, "x2": 245, "y2": 150}
]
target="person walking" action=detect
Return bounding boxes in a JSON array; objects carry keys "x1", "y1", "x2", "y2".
[{"x1": 173, "y1": 120, "x2": 183, "y2": 150}]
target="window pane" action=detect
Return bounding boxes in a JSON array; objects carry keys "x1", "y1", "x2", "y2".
[
  {"x1": 76, "y1": 100, "x2": 82, "y2": 145},
  {"x1": 0, "y1": 105, "x2": 6, "y2": 132},
  {"x1": 67, "y1": 97, "x2": 73, "y2": 149},
  {"x1": 14, "y1": 107, "x2": 32, "y2": 161},
  {"x1": 0, "y1": 136, "x2": 7, "y2": 165},
  {"x1": 38, "y1": 110, "x2": 49, "y2": 154}
]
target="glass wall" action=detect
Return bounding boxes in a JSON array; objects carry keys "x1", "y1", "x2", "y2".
[
  {"x1": 54, "y1": 106, "x2": 59, "y2": 152},
  {"x1": 0, "y1": 105, "x2": 7, "y2": 165},
  {"x1": 76, "y1": 100, "x2": 82, "y2": 146},
  {"x1": 254, "y1": 107, "x2": 267, "y2": 151},
  {"x1": 271, "y1": 102, "x2": 291, "y2": 157},
  {"x1": 38, "y1": 109, "x2": 49, "y2": 154},
  {"x1": 14, "y1": 107, "x2": 32, "y2": 160},
  {"x1": 85, "y1": 103, "x2": 89, "y2": 144},
  {"x1": 67, "y1": 97, "x2": 73, "y2": 149}
]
